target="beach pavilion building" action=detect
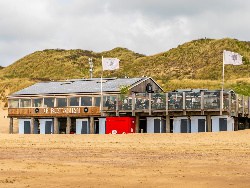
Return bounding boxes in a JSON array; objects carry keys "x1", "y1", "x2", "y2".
[{"x1": 7, "y1": 77, "x2": 250, "y2": 134}]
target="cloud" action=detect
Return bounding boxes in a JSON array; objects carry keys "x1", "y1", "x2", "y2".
[{"x1": 0, "y1": 0, "x2": 250, "y2": 66}]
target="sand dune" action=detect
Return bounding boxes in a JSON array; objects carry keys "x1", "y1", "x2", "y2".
[{"x1": 0, "y1": 131, "x2": 250, "y2": 187}]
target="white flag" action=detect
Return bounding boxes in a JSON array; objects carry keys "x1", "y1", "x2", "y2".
[
  {"x1": 223, "y1": 50, "x2": 242, "y2": 65},
  {"x1": 102, "y1": 58, "x2": 120, "y2": 70}
]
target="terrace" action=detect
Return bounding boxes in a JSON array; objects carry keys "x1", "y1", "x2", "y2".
[{"x1": 8, "y1": 90, "x2": 250, "y2": 117}]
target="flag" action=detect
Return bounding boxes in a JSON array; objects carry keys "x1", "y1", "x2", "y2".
[
  {"x1": 223, "y1": 50, "x2": 242, "y2": 65},
  {"x1": 102, "y1": 58, "x2": 120, "y2": 70}
]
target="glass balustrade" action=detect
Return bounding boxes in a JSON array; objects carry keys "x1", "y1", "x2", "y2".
[
  {"x1": 8, "y1": 91, "x2": 249, "y2": 114},
  {"x1": 185, "y1": 92, "x2": 201, "y2": 109},
  {"x1": 151, "y1": 93, "x2": 166, "y2": 110},
  {"x1": 168, "y1": 92, "x2": 183, "y2": 110},
  {"x1": 204, "y1": 91, "x2": 220, "y2": 109}
]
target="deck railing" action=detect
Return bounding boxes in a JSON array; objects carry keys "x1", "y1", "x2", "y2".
[{"x1": 8, "y1": 91, "x2": 250, "y2": 117}]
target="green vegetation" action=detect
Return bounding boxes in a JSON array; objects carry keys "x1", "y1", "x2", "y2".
[{"x1": 1, "y1": 38, "x2": 250, "y2": 106}]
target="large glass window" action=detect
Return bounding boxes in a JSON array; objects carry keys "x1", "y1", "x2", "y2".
[
  {"x1": 9, "y1": 99, "x2": 19, "y2": 108},
  {"x1": 81, "y1": 96, "x2": 92, "y2": 106},
  {"x1": 69, "y1": 97, "x2": 79, "y2": 106},
  {"x1": 94, "y1": 97, "x2": 101, "y2": 107},
  {"x1": 57, "y1": 98, "x2": 67, "y2": 107},
  {"x1": 44, "y1": 98, "x2": 55, "y2": 107},
  {"x1": 33, "y1": 98, "x2": 43, "y2": 107},
  {"x1": 20, "y1": 99, "x2": 31, "y2": 108}
]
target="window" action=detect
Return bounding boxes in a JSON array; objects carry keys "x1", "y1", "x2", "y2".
[
  {"x1": 20, "y1": 99, "x2": 31, "y2": 108},
  {"x1": 9, "y1": 99, "x2": 19, "y2": 108},
  {"x1": 33, "y1": 98, "x2": 43, "y2": 107},
  {"x1": 44, "y1": 98, "x2": 55, "y2": 107},
  {"x1": 94, "y1": 97, "x2": 101, "y2": 106},
  {"x1": 69, "y1": 97, "x2": 79, "y2": 106},
  {"x1": 81, "y1": 96, "x2": 92, "y2": 106},
  {"x1": 57, "y1": 98, "x2": 67, "y2": 107}
]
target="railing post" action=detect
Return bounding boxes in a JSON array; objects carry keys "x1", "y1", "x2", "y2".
[
  {"x1": 201, "y1": 91, "x2": 204, "y2": 115},
  {"x1": 236, "y1": 94, "x2": 239, "y2": 117},
  {"x1": 116, "y1": 94, "x2": 119, "y2": 116},
  {"x1": 228, "y1": 92, "x2": 232, "y2": 116},
  {"x1": 100, "y1": 94, "x2": 104, "y2": 116},
  {"x1": 220, "y1": 90, "x2": 223, "y2": 116},
  {"x1": 242, "y1": 96, "x2": 245, "y2": 115},
  {"x1": 132, "y1": 93, "x2": 135, "y2": 116},
  {"x1": 166, "y1": 93, "x2": 168, "y2": 116},
  {"x1": 149, "y1": 93, "x2": 152, "y2": 116},
  {"x1": 183, "y1": 92, "x2": 186, "y2": 115}
]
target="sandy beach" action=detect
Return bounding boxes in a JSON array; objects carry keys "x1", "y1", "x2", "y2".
[{"x1": 0, "y1": 130, "x2": 250, "y2": 188}]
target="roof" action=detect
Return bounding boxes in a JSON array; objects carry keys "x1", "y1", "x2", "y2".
[{"x1": 11, "y1": 77, "x2": 152, "y2": 96}]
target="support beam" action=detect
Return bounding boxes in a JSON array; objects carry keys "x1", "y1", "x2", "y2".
[
  {"x1": 66, "y1": 117, "x2": 71, "y2": 134},
  {"x1": 90, "y1": 117, "x2": 95, "y2": 134},
  {"x1": 234, "y1": 117, "x2": 239, "y2": 131},
  {"x1": 54, "y1": 117, "x2": 59, "y2": 134},
  {"x1": 135, "y1": 115, "x2": 139, "y2": 133},
  {"x1": 206, "y1": 115, "x2": 212, "y2": 132},
  {"x1": 9, "y1": 117, "x2": 13, "y2": 134},
  {"x1": 30, "y1": 117, "x2": 35, "y2": 134},
  {"x1": 166, "y1": 115, "x2": 170, "y2": 133}
]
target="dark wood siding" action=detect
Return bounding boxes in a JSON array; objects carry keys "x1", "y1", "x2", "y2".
[{"x1": 130, "y1": 79, "x2": 163, "y2": 93}]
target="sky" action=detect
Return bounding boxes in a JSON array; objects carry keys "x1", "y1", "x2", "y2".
[{"x1": 1, "y1": 0, "x2": 250, "y2": 67}]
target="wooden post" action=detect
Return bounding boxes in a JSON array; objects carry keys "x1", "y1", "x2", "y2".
[
  {"x1": 206, "y1": 114, "x2": 212, "y2": 132},
  {"x1": 235, "y1": 94, "x2": 239, "y2": 117},
  {"x1": 54, "y1": 117, "x2": 59, "y2": 134},
  {"x1": 90, "y1": 117, "x2": 95, "y2": 134},
  {"x1": 116, "y1": 94, "x2": 119, "y2": 116},
  {"x1": 220, "y1": 90, "x2": 223, "y2": 115},
  {"x1": 30, "y1": 117, "x2": 35, "y2": 134},
  {"x1": 201, "y1": 91, "x2": 204, "y2": 115},
  {"x1": 166, "y1": 115, "x2": 170, "y2": 133},
  {"x1": 166, "y1": 93, "x2": 168, "y2": 116},
  {"x1": 132, "y1": 93, "x2": 135, "y2": 116},
  {"x1": 135, "y1": 115, "x2": 140, "y2": 133},
  {"x1": 149, "y1": 93, "x2": 152, "y2": 116},
  {"x1": 242, "y1": 96, "x2": 245, "y2": 115},
  {"x1": 66, "y1": 117, "x2": 71, "y2": 134},
  {"x1": 234, "y1": 117, "x2": 239, "y2": 131},
  {"x1": 9, "y1": 117, "x2": 13, "y2": 134},
  {"x1": 228, "y1": 92, "x2": 232, "y2": 116},
  {"x1": 183, "y1": 92, "x2": 186, "y2": 115}
]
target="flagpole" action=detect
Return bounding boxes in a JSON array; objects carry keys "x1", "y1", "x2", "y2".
[
  {"x1": 222, "y1": 50, "x2": 225, "y2": 92},
  {"x1": 100, "y1": 56, "x2": 103, "y2": 115},
  {"x1": 221, "y1": 50, "x2": 225, "y2": 115}
]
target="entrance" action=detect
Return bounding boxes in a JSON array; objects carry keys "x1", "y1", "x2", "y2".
[
  {"x1": 58, "y1": 118, "x2": 67, "y2": 134},
  {"x1": 139, "y1": 118, "x2": 147, "y2": 133}
]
